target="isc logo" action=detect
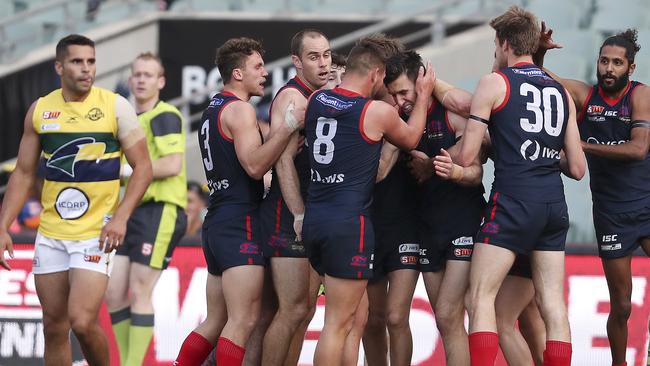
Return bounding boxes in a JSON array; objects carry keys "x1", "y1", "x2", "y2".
[{"x1": 602, "y1": 234, "x2": 618, "y2": 242}]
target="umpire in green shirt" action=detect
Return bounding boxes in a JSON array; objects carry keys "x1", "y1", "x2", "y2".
[{"x1": 105, "y1": 52, "x2": 187, "y2": 366}]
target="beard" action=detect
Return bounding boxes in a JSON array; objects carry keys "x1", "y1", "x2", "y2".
[{"x1": 597, "y1": 70, "x2": 629, "y2": 93}]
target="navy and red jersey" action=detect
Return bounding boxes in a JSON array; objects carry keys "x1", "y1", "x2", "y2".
[
  {"x1": 371, "y1": 152, "x2": 418, "y2": 225},
  {"x1": 489, "y1": 63, "x2": 569, "y2": 202},
  {"x1": 416, "y1": 100, "x2": 484, "y2": 210},
  {"x1": 579, "y1": 81, "x2": 650, "y2": 213},
  {"x1": 305, "y1": 87, "x2": 382, "y2": 220},
  {"x1": 267, "y1": 76, "x2": 314, "y2": 200},
  {"x1": 198, "y1": 92, "x2": 264, "y2": 220}
]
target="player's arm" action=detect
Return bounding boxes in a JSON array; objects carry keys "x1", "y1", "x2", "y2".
[
  {"x1": 434, "y1": 112, "x2": 483, "y2": 186},
  {"x1": 150, "y1": 111, "x2": 184, "y2": 178},
  {"x1": 581, "y1": 85, "x2": 650, "y2": 161},
  {"x1": 376, "y1": 141, "x2": 399, "y2": 182},
  {"x1": 533, "y1": 21, "x2": 591, "y2": 111},
  {"x1": 369, "y1": 62, "x2": 436, "y2": 149},
  {"x1": 433, "y1": 78, "x2": 472, "y2": 118},
  {"x1": 455, "y1": 73, "x2": 502, "y2": 167},
  {"x1": 225, "y1": 100, "x2": 301, "y2": 180},
  {"x1": 560, "y1": 93, "x2": 586, "y2": 180},
  {"x1": 271, "y1": 89, "x2": 308, "y2": 237},
  {"x1": 102, "y1": 96, "x2": 153, "y2": 252},
  {"x1": 0, "y1": 102, "x2": 40, "y2": 270}
]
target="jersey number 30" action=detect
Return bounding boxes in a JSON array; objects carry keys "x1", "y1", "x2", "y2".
[
  {"x1": 313, "y1": 117, "x2": 337, "y2": 164},
  {"x1": 519, "y1": 83, "x2": 565, "y2": 137}
]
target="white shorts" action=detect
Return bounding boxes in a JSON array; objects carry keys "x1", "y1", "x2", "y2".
[{"x1": 32, "y1": 233, "x2": 114, "y2": 276}]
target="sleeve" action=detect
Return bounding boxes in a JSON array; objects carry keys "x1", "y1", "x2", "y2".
[
  {"x1": 115, "y1": 95, "x2": 145, "y2": 149},
  {"x1": 150, "y1": 111, "x2": 185, "y2": 156}
]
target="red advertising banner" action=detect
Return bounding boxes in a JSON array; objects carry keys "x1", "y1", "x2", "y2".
[{"x1": 2, "y1": 245, "x2": 650, "y2": 365}]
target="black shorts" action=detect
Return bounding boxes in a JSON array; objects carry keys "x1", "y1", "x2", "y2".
[
  {"x1": 593, "y1": 204, "x2": 650, "y2": 259},
  {"x1": 117, "y1": 202, "x2": 187, "y2": 270},
  {"x1": 305, "y1": 215, "x2": 375, "y2": 280},
  {"x1": 419, "y1": 200, "x2": 484, "y2": 273},
  {"x1": 372, "y1": 220, "x2": 419, "y2": 279},
  {"x1": 476, "y1": 191, "x2": 569, "y2": 255},
  {"x1": 260, "y1": 196, "x2": 308, "y2": 258},
  {"x1": 508, "y1": 255, "x2": 532, "y2": 279},
  {"x1": 202, "y1": 211, "x2": 265, "y2": 276}
]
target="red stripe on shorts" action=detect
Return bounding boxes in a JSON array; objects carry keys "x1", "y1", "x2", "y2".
[
  {"x1": 275, "y1": 198, "x2": 282, "y2": 234},
  {"x1": 358, "y1": 216, "x2": 365, "y2": 253},
  {"x1": 490, "y1": 192, "x2": 500, "y2": 220},
  {"x1": 246, "y1": 215, "x2": 252, "y2": 241}
]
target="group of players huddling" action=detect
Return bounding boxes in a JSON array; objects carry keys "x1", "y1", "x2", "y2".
[{"x1": 1, "y1": 4, "x2": 649, "y2": 366}]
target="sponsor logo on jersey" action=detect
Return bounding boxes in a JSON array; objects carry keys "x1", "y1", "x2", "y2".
[
  {"x1": 209, "y1": 97, "x2": 224, "y2": 107},
  {"x1": 520, "y1": 139, "x2": 540, "y2": 161},
  {"x1": 454, "y1": 248, "x2": 473, "y2": 258},
  {"x1": 42, "y1": 111, "x2": 61, "y2": 120},
  {"x1": 315, "y1": 93, "x2": 355, "y2": 110},
  {"x1": 586, "y1": 137, "x2": 628, "y2": 145},
  {"x1": 452, "y1": 237, "x2": 474, "y2": 246},
  {"x1": 587, "y1": 105, "x2": 605, "y2": 114},
  {"x1": 141, "y1": 242, "x2": 153, "y2": 256},
  {"x1": 400, "y1": 255, "x2": 418, "y2": 265},
  {"x1": 310, "y1": 169, "x2": 345, "y2": 184},
  {"x1": 207, "y1": 179, "x2": 229, "y2": 193},
  {"x1": 55, "y1": 188, "x2": 90, "y2": 220},
  {"x1": 399, "y1": 243, "x2": 419, "y2": 253},
  {"x1": 239, "y1": 243, "x2": 259, "y2": 254},
  {"x1": 512, "y1": 68, "x2": 545, "y2": 77},
  {"x1": 600, "y1": 244, "x2": 622, "y2": 251},
  {"x1": 350, "y1": 255, "x2": 368, "y2": 267},
  {"x1": 86, "y1": 108, "x2": 104, "y2": 121},
  {"x1": 40, "y1": 123, "x2": 60, "y2": 131}
]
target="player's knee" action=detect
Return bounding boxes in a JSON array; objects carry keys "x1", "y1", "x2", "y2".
[
  {"x1": 610, "y1": 297, "x2": 632, "y2": 320},
  {"x1": 386, "y1": 307, "x2": 409, "y2": 331},
  {"x1": 435, "y1": 304, "x2": 461, "y2": 334},
  {"x1": 70, "y1": 313, "x2": 97, "y2": 338},
  {"x1": 42, "y1": 315, "x2": 70, "y2": 340},
  {"x1": 365, "y1": 309, "x2": 387, "y2": 330},
  {"x1": 279, "y1": 298, "x2": 309, "y2": 323}
]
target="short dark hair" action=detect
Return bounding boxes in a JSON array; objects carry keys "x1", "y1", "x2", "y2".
[
  {"x1": 216, "y1": 37, "x2": 265, "y2": 84},
  {"x1": 489, "y1": 6, "x2": 540, "y2": 56},
  {"x1": 384, "y1": 50, "x2": 423, "y2": 85},
  {"x1": 346, "y1": 34, "x2": 404, "y2": 75},
  {"x1": 331, "y1": 52, "x2": 347, "y2": 67},
  {"x1": 55, "y1": 34, "x2": 95, "y2": 61},
  {"x1": 187, "y1": 181, "x2": 208, "y2": 203},
  {"x1": 600, "y1": 29, "x2": 641, "y2": 64},
  {"x1": 290, "y1": 29, "x2": 328, "y2": 57}
]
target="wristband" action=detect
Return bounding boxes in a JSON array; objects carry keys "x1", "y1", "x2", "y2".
[
  {"x1": 294, "y1": 213, "x2": 304, "y2": 221},
  {"x1": 469, "y1": 114, "x2": 490, "y2": 125}
]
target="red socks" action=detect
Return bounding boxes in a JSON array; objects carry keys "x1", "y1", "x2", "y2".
[
  {"x1": 216, "y1": 337, "x2": 245, "y2": 366},
  {"x1": 469, "y1": 331, "x2": 499, "y2": 366},
  {"x1": 174, "y1": 331, "x2": 214, "y2": 366},
  {"x1": 543, "y1": 340, "x2": 572, "y2": 366}
]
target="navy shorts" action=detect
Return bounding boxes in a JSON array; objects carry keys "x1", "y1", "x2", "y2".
[
  {"x1": 202, "y1": 211, "x2": 265, "y2": 276},
  {"x1": 593, "y1": 204, "x2": 650, "y2": 259},
  {"x1": 476, "y1": 191, "x2": 569, "y2": 255},
  {"x1": 372, "y1": 220, "x2": 419, "y2": 279},
  {"x1": 508, "y1": 254, "x2": 532, "y2": 279},
  {"x1": 260, "y1": 196, "x2": 308, "y2": 258},
  {"x1": 118, "y1": 202, "x2": 187, "y2": 270},
  {"x1": 419, "y1": 200, "x2": 484, "y2": 273},
  {"x1": 304, "y1": 215, "x2": 375, "y2": 280}
]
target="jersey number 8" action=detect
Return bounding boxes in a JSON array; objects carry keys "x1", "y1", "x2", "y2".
[{"x1": 313, "y1": 117, "x2": 337, "y2": 164}]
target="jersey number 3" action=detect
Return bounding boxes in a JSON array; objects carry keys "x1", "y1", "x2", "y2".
[
  {"x1": 200, "y1": 119, "x2": 214, "y2": 171},
  {"x1": 519, "y1": 83, "x2": 565, "y2": 137},
  {"x1": 313, "y1": 117, "x2": 337, "y2": 164}
]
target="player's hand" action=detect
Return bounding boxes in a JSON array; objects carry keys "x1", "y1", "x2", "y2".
[
  {"x1": 434, "y1": 148, "x2": 463, "y2": 182},
  {"x1": 293, "y1": 213, "x2": 304, "y2": 242},
  {"x1": 538, "y1": 21, "x2": 562, "y2": 52},
  {"x1": 0, "y1": 230, "x2": 15, "y2": 270},
  {"x1": 408, "y1": 150, "x2": 435, "y2": 183},
  {"x1": 415, "y1": 61, "x2": 436, "y2": 99},
  {"x1": 99, "y1": 216, "x2": 127, "y2": 253}
]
